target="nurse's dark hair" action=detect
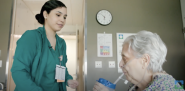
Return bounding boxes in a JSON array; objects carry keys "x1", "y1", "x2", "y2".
[{"x1": 35, "y1": 0, "x2": 66, "y2": 25}]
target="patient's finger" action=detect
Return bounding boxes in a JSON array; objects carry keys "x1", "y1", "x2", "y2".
[
  {"x1": 93, "y1": 87, "x2": 98, "y2": 91},
  {"x1": 94, "y1": 83, "x2": 102, "y2": 90},
  {"x1": 96, "y1": 82, "x2": 106, "y2": 88}
]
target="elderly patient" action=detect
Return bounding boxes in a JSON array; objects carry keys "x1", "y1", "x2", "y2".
[{"x1": 93, "y1": 31, "x2": 184, "y2": 91}]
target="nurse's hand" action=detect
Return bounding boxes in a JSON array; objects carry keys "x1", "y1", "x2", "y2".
[
  {"x1": 67, "y1": 80, "x2": 79, "y2": 89},
  {"x1": 93, "y1": 82, "x2": 111, "y2": 91}
]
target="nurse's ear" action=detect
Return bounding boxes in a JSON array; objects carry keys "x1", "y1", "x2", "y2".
[
  {"x1": 141, "y1": 54, "x2": 150, "y2": 69},
  {"x1": 43, "y1": 11, "x2": 48, "y2": 19}
]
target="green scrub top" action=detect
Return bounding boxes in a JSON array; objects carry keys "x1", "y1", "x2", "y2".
[
  {"x1": 40, "y1": 34, "x2": 61, "y2": 91},
  {"x1": 11, "y1": 26, "x2": 73, "y2": 91}
]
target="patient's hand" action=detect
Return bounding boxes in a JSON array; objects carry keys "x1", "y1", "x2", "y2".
[{"x1": 93, "y1": 82, "x2": 114, "y2": 91}]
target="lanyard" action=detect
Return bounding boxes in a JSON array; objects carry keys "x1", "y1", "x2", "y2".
[{"x1": 59, "y1": 55, "x2": 63, "y2": 67}]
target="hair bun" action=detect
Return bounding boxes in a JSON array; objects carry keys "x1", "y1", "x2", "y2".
[
  {"x1": 35, "y1": 14, "x2": 40, "y2": 20},
  {"x1": 35, "y1": 14, "x2": 44, "y2": 25}
]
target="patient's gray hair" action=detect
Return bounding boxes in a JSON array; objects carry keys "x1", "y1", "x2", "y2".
[{"x1": 123, "y1": 31, "x2": 167, "y2": 73}]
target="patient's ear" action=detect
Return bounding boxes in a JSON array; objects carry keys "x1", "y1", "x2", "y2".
[{"x1": 142, "y1": 54, "x2": 150, "y2": 68}]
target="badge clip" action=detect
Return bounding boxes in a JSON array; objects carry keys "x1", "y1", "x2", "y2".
[{"x1": 59, "y1": 55, "x2": 63, "y2": 67}]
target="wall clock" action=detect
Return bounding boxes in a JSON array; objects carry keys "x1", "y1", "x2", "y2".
[{"x1": 96, "y1": 10, "x2": 112, "y2": 26}]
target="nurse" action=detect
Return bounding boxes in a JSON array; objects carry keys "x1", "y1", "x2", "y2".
[{"x1": 11, "y1": 0, "x2": 78, "y2": 91}]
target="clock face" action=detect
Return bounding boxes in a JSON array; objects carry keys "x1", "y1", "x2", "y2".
[{"x1": 96, "y1": 10, "x2": 112, "y2": 26}]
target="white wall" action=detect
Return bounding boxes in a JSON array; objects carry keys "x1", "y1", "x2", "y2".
[
  {"x1": 65, "y1": 39, "x2": 77, "y2": 78},
  {"x1": 14, "y1": 0, "x2": 35, "y2": 35},
  {"x1": 64, "y1": 39, "x2": 77, "y2": 91}
]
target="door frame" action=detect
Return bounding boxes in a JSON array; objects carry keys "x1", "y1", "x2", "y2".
[{"x1": 6, "y1": 0, "x2": 17, "y2": 91}]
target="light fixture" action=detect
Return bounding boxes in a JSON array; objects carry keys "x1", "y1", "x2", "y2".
[
  {"x1": 14, "y1": 35, "x2": 22, "y2": 38},
  {"x1": 59, "y1": 35, "x2": 64, "y2": 38}
]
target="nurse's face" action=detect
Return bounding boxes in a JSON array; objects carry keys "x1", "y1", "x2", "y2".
[
  {"x1": 119, "y1": 43, "x2": 144, "y2": 84},
  {"x1": 44, "y1": 7, "x2": 67, "y2": 32}
]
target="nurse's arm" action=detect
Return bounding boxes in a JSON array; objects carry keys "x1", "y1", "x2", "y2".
[{"x1": 11, "y1": 31, "x2": 43, "y2": 91}]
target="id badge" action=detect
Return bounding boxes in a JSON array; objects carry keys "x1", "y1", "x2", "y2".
[{"x1": 55, "y1": 65, "x2": 66, "y2": 82}]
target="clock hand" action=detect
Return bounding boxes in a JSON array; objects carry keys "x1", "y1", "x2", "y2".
[
  {"x1": 100, "y1": 13, "x2": 105, "y2": 19},
  {"x1": 102, "y1": 15, "x2": 105, "y2": 20}
]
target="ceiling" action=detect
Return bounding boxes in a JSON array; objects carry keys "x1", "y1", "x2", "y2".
[{"x1": 22, "y1": 0, "x2": 85, "y2": 34}]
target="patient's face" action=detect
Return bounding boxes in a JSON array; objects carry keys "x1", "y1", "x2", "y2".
[{"x1": 119, "y1": 43, "x2": 144, "y2": 84}]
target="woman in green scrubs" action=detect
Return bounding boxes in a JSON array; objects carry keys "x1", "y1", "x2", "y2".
[{"x1": 11, "y1": 0, "x2": 79, "y2": 91}]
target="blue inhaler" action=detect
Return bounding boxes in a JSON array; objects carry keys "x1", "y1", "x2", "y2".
[
  {"x1": 96, "y1": 73, "x2": 128, "y2": 91},
  {"x1": 97, "y1": 78, "x2": 116, "y2": 90}
]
